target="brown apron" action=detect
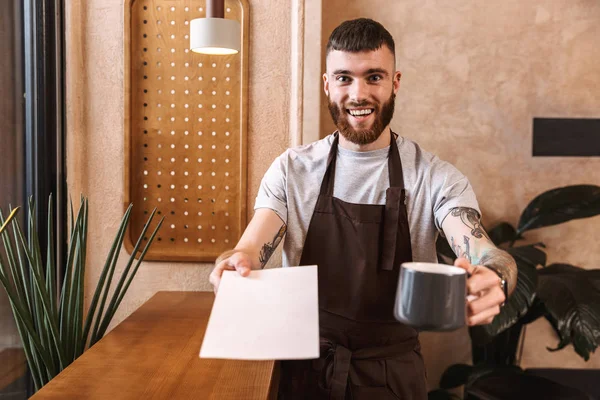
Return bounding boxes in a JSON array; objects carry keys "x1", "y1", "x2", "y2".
[{"x1": 278, "y1": 132, "x2": 428, "y2": 400}]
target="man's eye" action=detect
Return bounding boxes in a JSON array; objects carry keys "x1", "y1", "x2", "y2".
[
  {"x1": 369, "y1": 75, "x2": 382, "y2": 82},
  {"x1": 336, "y1": 76, "x2": 350, "y2": 82}
]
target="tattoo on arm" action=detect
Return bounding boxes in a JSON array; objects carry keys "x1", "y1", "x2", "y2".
[
  {"x1": 450, "y1": 235, "x2": 472, "y2": 263},
  {"x1": 450, "y1": 207, "x2": 491, "y2": 241},
  {"x1": 259, "y1": 224, "x2": 287, "y2": 268},
  {"x1": 448, "y1": 207, "x2": 517, "y2": 295}
]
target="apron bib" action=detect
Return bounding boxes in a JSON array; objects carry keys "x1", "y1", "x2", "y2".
[{"x1": 279, "y1": 132, "x2": 427, "y2": 400}]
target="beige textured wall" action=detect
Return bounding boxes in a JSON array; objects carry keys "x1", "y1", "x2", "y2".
[
  {"x1": 319, "y1": 0, "x2": 600, "y2": 388},
  {"x1": 65, "y1": 0, "x2": 290, "y2": 327},
  {"x1": 66, "y1": 0, "x2": 600, "y2": 392}
]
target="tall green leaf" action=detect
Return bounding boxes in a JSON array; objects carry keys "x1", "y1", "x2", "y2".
[
  {"x1": 0, "y1": 207, "x2": 20, "y2": 234},
  {"x1": 0, "y1": 262, "x2": 57, "y2": 377},
  {"x1": 92, "y1": 209, "x2": 161, "y2": 343},
  {"x1": 13, "y1": 216, "x2": 67, "y2": 370},
  {"x1": 74, "y1": 198, "x2": 88, "y2": 359},
  {"x1": 105, "y1": 214, "x2": 164, "y2": 332},
  {"x1": 536, "y1": 263, "x2": 600, "y2": 361},
  {"x1": 46, "y1": 195, "x2": 56, "y2": 317},
  {"x1": 89, "y1": 209, "x2": 136, "y2": 345},
  {"x1": 0, "y1": 208, "x2": 29, "y2": 309},
  {"x1": 59, "y1": 200, "x2": 84, "y2": 343},
  {"x1": 80, "y1": 205, "x2": 132, "y2": 354},
  {"x1": 517, "y1": 184, "x2": 600, "y2": 235},
  {"x1": 0, "y1": 196, "x2": 161, "y2": 391}
]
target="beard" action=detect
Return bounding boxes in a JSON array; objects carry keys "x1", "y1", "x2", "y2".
[{"x1": 327, "y1": 90, "x2": 396, "y2": 146}]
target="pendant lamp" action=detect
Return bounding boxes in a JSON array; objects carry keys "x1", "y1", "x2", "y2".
[{"x1": 190, "y1": 0, "x2": 240, "y2": 55}]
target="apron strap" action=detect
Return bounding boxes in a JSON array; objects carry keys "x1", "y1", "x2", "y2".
[
  {"x1": 380, "y1": 132, "x2": 407, "y2": 270},
  {"x1": 388, "y1": 131, "x2": 405, "y2": 188},
  {"x1": 380, "y1": 187, "x2": 405, "y2": 271},
  {"x1": 319, "y1": 132, "x2": 340, "y2": 197}
]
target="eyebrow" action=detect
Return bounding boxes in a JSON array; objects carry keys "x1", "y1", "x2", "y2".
[{"x1": 331, "y1": 68, "x2": 390, "y2": 77}]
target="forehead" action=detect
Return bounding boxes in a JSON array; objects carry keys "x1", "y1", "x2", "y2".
[{"x1": 326, "y1": 46, "x2": 395, "y2": 74}]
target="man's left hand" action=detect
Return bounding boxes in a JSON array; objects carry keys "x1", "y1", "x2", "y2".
[{"x1": 454, "y1": 257, "x2": 506, "y2": 326}]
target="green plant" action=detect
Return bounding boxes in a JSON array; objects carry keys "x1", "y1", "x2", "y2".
[
  {"x1": 432, "y1": 184, "x2": 600, "y2": 399},
  {"x1": 0, "y1": 196, "x2": 163, "y2": 392}
]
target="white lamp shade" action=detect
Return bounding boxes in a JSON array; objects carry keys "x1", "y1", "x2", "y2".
[{"x1": 190, "y1": 18, "x2": 240, "y2": 55}]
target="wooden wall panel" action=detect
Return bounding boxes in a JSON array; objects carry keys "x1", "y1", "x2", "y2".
[{"x1": 124, "y1": 0, "x2": 249, "y2": 261}]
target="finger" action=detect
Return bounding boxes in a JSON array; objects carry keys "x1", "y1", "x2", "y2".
[
  {"x1": 467, "y1": 268, "x2": 502, "y2": 295},
  {"x1": 454, "y1": 257, "x2": 475, "y2": 275},
  {"x1": 228, "y1": 252, "x2": 252, "y2": 277},
  {"x1": 467, "y1": 286, "x2": 506, "y2": 316},
  {"x1": 467, "y1": 304, "x2": 501, "y2": 326},
  {"x1": 209, "y1": 269, "x2": 222, "y2": 293},
  {"x1": 209, "y1": 260, "x2": 235, "y2": 292}
]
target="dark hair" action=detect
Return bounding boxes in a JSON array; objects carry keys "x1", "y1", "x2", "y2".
[{"x1": 326, "y1": 18, "x2": 395, "y2": 57}]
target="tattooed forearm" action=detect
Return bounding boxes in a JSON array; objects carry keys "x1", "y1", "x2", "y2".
[
  {"x1": 479, "y1": 248, "x2": 518, "y2": 296},
  {"x1": 450, "y1": 207, "x2": 491, "y2": 241},
  {"x1": 450, "y1": 235, "x2": 472, "y2": 263},
  {"x1": 258, "y1": 224, "x2": 287, "y2": 268}
]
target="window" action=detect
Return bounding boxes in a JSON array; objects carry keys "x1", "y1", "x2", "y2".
[{"x1": 0, "y1": 0, "x2": 65, "y2": 396}]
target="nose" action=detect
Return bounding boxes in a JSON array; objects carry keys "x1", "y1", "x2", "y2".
[{"x1": 348, "y1": 79, "x2": 369, "y2": 105}]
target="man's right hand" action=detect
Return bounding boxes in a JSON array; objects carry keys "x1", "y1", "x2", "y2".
[{"x1": 209, "y1": 251, "x2": 253, "y2": 294}]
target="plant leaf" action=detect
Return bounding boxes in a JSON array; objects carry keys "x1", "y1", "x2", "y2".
[
  {"x1": 427, "y1": 389, "x2": 462, "y2": 400},
  {"x1": 436, "y1": 235, "x2": 456, "y2": 265},
  {"x1": 536, "y1": 263, "x2": 600, "y2": 361},
  {"x1": 517, "y1": 184, "x2": 600, "y2": 235},
  {"x1": 46, "y1": 194, "x2": 56, "y2": 317},
  {"x1": 106, "y1": 214, "x2": 164, "y2": 329},
  {"x1": 59, "y1": 200, "x2": 84, "y2": 343},
  {"x1": 487, "y1": 222, "x2": 520, "y2": 246},
  {"x1": 13, "y1": 211, "x2": 67, "y2": 370},
  {"x1": 469, "y1": 245, "x2": 540, "y2": 344},
  {"x1": 439, "y1": 363, "x2": 473, "y2": 389},
  {"x1": 81, "y1": 205, "x2": 133, "y2": 352},
  {"x1": 508, "y1": 243, "x2": 547, "y2": 268},
  {"x1": 93, "y1": 209, "x2": 162, "y2": 343},
  {"x1": 466, "y1": 364, "x2": 524, "y2": 387},
  {"x1": 0, "y1": 208, "x2": 30, "y2": 309},
  {"x1": 90, "y1": 206, "x2": 136, "y2": 345},
  {"x1": 519, "y1": 297, "x2": 547, "y2": 325},
  {"x1": 0, "y1": 207, "x2": 20, "y2": 235}
]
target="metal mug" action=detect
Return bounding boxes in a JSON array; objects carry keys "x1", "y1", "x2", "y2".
[{"x1": 394, "y1": 262, "x2": 467, "y2": 331}]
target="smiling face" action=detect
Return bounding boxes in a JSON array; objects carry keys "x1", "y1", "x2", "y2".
[{"x1": 324, "y1": 46, "x2": 401, "y2": 147}]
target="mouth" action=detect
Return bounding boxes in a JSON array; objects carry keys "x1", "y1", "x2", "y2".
[{"x1": 346, "y1": 108, "x2": 375, "y2": 121}]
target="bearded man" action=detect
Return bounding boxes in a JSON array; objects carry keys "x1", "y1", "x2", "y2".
[{"x1": 209, "y1": 18, "x2": 516, "y2": 400}]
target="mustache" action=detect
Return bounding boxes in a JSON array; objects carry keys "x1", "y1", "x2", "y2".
[{"x1": 344, "y1": 101, "x2": 377, "y2": 109}]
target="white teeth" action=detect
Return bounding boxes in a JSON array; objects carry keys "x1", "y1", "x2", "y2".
[{"x1": 349, "y1": 109, "x2": 373, "y2": 116}]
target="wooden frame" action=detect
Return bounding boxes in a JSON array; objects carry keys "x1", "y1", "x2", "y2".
[{"x1": 124, "y1": 0, "x2": 249, "y2": 261}]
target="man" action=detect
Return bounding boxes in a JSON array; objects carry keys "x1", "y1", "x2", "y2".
[{"x1": 209, "y1": 18, "x2": 517, "y2": 400}]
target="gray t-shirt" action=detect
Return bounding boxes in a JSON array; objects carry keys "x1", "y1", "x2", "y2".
[{"x1": 254, "y1": 134, "x2": 480, "y2": 268}]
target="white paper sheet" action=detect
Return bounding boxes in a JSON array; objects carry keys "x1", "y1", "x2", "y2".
[{"x1": 199, "y1": 265, "x2": 320, "y2": 360}]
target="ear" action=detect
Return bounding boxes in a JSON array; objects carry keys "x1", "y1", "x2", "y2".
[
  {"x1": 393, "y1": 71, "x2": 401, "y2": 94},
  {"x1": 323, "y1": 73, "x2": 329, "y2": 97}
]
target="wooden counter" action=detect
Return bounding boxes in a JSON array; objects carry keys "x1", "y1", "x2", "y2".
[{"x1": 31, "y1": 291, "x2": 279, "y2": 399}]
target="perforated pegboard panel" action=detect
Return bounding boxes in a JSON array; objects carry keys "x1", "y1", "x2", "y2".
[{"x1": 124, "y1": 0, "x2": 248, "y2": 261}]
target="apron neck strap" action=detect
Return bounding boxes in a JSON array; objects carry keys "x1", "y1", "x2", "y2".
[
  {"x1": 319, "y1": 131, "x2": 405, "y2": 197},
  {"x1": 388, "y1": 131, "x2": 405, "y2": 188},
  {"x1": 319, "y1": 132, "x2": 340, "y2": 196}
]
